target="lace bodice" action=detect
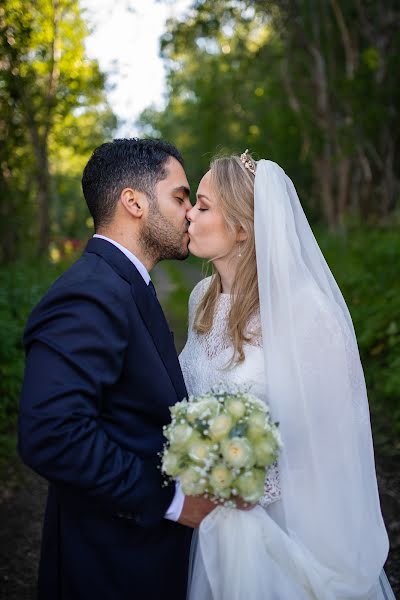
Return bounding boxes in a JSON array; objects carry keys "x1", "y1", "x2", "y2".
[{"x1": 179, "y1": 277, "x2": 281, "y2": 507}]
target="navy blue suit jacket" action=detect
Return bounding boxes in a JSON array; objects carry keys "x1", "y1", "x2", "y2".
[{"x1": 19, "y1": 238, "x2": 192, "y2": 599}]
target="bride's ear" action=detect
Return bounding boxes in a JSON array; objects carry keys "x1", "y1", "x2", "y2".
[{"x1": 236, "y1": 226, "x2": 248, "y2": 242}]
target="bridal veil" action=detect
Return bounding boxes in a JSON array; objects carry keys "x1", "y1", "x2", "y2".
[{"x1": 254, "y1": 160, "x2": 389, "y2": 597}]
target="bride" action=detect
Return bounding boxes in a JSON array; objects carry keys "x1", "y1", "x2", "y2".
[{"x1": 179, "y1": 152, "x2": 395, "y2": 599}]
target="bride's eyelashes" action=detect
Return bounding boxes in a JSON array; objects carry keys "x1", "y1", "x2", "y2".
[{"x1": 194, "y1": 201, "x2": 208, "y2": 212}]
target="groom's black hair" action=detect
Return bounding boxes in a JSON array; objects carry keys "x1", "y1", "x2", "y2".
[{"x1": 82, "y1": 138, "x2": 184, "y2": 230}]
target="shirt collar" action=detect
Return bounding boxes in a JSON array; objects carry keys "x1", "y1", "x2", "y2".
[{"x1": 93, "y1": 234, "x2": 150, "y2": 285}]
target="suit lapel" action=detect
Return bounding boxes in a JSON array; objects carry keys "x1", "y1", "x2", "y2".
[
  {"x1": 85, "y1": 238, "x2": 187, "y2": 401},
  {"x1": 129, "y1": 277, "x2": 187, "y2": 402}
]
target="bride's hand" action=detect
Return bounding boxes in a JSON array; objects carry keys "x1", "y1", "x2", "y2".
[
  {"x1": 177, "y1": 495, "x2": 217, "y2": 528},
  {"x1": 233, "y1": 497, "x2": 256, "y2": 511},
  {"x1": 177, "y1": 494, "x2": 256, "y2": 528}
]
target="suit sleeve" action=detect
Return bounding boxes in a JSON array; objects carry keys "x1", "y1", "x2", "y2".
[{"x1": 18, "y1": 284, "x2": 174, "y2": 527}]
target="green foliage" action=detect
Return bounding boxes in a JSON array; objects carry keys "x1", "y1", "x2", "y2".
[
  {"x1": 140, "y1": 0, "x2": 400, "y2": 227},
  {"x1": 0, "y1": 0, "x2": 116, "y2": 260},
  {"x1": 140, "y1": 2, "x2": 303, "y2": 192},
  {"x1": 317, "y1": 227, "x2": 400, "y2": 456},
  {"x1": 0, "y1": 258, "x2": 73, "y2": 439}
]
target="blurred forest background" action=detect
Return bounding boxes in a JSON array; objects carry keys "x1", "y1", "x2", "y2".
[{"x1": 0, "y1": 0, "x2": 399, "y2": 596}]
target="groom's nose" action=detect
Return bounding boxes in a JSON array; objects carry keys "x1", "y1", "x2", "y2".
[{"x1": 186, "y1": 206, "x2": 194, "y2": 221}]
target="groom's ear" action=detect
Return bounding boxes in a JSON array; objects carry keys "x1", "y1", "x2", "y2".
[{"x1": 119, "y1": 188, "x2": 148, "y2": 219}]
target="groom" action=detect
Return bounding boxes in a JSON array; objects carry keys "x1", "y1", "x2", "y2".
[{"x1": 18, "y1": 138, "x2": 216, "y2": 599}]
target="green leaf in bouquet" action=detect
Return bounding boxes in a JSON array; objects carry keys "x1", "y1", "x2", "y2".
[
  {"x1": 229, "y1": 422, "x2": 247, "y2": 438},
  {"x1": 193, "y1": 417, "x2": 211, "y2": 435}
]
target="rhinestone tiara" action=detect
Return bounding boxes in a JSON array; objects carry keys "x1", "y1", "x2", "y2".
[{"x1": 240, "y1": 149, "x2": 256, "y2": 175}]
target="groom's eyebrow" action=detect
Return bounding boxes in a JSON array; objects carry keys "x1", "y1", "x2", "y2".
[{"x1": 172, "y1": 185, "x2": 190, "y2": 197}]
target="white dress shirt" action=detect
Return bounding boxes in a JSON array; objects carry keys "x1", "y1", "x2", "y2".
[{"x1": 93, "y1": 235, "x2": 184, "y2": 522}]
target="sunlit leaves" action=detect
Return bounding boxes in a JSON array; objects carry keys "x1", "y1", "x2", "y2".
[{"x1": 0, "y1": 0, "x2": 116, "y2": 259}]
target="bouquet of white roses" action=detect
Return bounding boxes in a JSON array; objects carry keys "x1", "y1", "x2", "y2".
[{"x1": 161, "y1": 386, "x2": 282, "y2": 504}]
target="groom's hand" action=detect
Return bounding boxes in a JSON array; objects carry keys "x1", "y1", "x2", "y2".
[{"x1": 177, "y1": 495, "x2": 216, "y2": 528}]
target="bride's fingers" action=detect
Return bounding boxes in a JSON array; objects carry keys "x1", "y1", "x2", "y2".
[
  {"x1": 210, "y1": 495, "x2": 256, "y2": 511},
  {"x1": 233, "y1": 497, "x2": 256, "y2": 511}
]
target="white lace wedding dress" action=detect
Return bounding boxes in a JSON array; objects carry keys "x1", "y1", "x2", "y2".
[
  {"x1": 179, "y1": 277, "x2": 396, "y2": 600},
  {"x1": 179, "y1": 276, "x2": 281, "y2": 509}
]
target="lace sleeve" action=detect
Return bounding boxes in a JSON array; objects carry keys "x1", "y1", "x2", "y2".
[
  {"x1": 259, "y1": 463, "x2": 281, "y2": 508},
  {"x1": 246, "y1": 311, "x2": 263, "y2": 347}
]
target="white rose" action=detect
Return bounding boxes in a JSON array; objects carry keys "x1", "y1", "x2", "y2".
[
  {"x1": 235, "y1": 468, "x2": 265, "y2": 503},
  {"x1": 247, "y1": 411, "x2": 268, "y2": 440},
  {"x1": 208, "y1": 414, "x2": 233, "y2": 441},
  {"x1": 253, "y1": 438, "x2": 277, "y2": 467},
  {"x1": 162, "y1": 451, "x2": 181, "y2": 477},
  {"x1": 180, "y1": 467, "x2": 207, "y2": 496},
  {"x1": 169, "y1": 423, "x2": 193, "y2": 450},
  {"x1": 210, "y1": 463, "x2": 233, "y2": 493},
  {"x1": 188, "y1": 439, "x2": 213, "y2": 464},
  {"x1": 221, "y1": 437, "x2": 254, "y2": 469},
  {"x1": 226, "y1": 397, "x2": 246, "y2": 420}
]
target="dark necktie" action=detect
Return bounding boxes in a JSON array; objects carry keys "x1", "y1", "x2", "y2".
[{"x1": 148, "y1": 280, "x2": 157, "y2": 298}]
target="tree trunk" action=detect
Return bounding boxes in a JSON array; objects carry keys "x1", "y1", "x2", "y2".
[
  {"x1": 358, "y1": 148, "x2": 373, "y2": 221},
  {"x1": 37, "y1": 148, "x2": 51, "y2": 255},
  {"x1": 317, "y1": 148, "x2": 336, "y2": 231},
  {"x1": 337, "y1": 156, "x2": 351, "y2": 227},
  {"x1": 27, "y1": 116, "x2": 51, "y2": 256},
  {"x1": 309, "y1": 40, "x2": 336, "y2": 229},
  {"x1": 381, "y1": 136, "x2": 397, "y2": 218}
]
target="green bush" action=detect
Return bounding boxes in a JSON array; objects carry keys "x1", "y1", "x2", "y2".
[
  {"x1": 317, "y1": 227, "x2": 400, "y2": 457},
  {"x1": 0, "y1": 259, "x2": 72, "y2": 442}
]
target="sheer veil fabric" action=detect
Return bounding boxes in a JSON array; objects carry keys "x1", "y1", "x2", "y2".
[{"x1": 187, "y1": 160, "x2": 393, "y2": 599}]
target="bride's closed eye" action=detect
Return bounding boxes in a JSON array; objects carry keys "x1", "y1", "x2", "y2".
[{"x1": 192, "y1": 200, "x2": 208, "y2": 212}]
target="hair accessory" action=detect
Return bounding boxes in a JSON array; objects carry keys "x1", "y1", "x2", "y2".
[{"x1": 240, "y1": 149, "x2": 256, "y2": 175}]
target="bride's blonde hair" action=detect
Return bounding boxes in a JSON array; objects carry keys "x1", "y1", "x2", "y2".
[{"x1": 194, "y1": 153, "x2": 259, "y2": 364}]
